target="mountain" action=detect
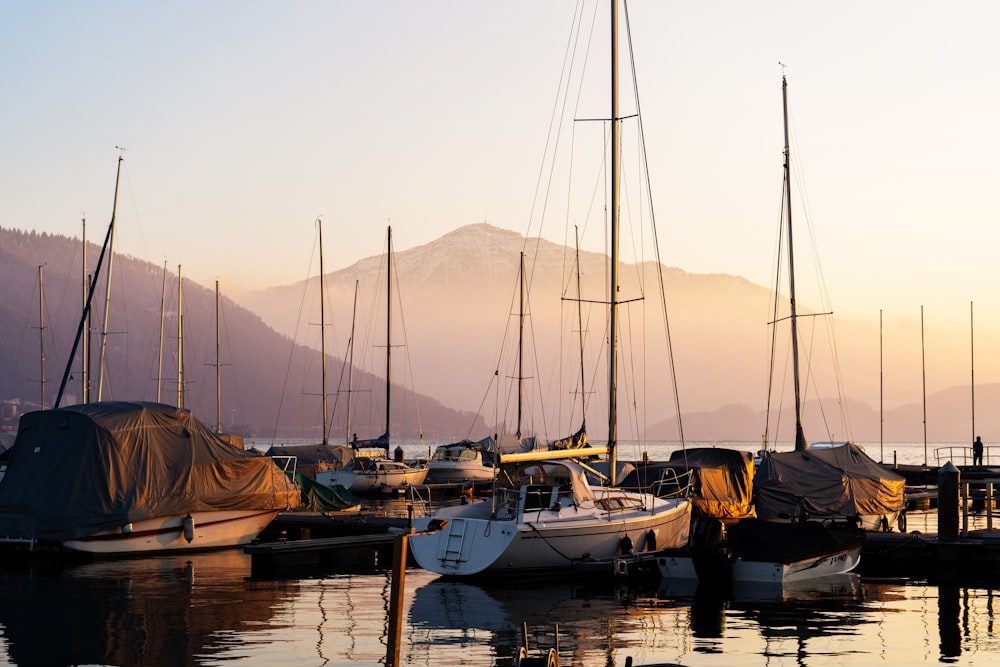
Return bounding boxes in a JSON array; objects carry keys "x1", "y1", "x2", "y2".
[
  {"x1": 3, "y1": 223, "x2": 988, "y2": 444},
  {"x1": 238, "y1": 222, "x2": 961, "y2": 444},
  {"x1": 0, "y1": 226, "x2": 483, "y2": 441}
]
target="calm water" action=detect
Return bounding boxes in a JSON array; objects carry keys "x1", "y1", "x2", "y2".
[
  {"x1": 1, "y1": 549, "x2": 998, "y2": 666},
  {"x1": 2, "y1": 440, "x2": 997, "y2": 666}
]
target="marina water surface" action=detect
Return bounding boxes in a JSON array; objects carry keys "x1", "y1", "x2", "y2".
[{"x1": 0, "y1": 535, "x2": 998, "y2": 665}]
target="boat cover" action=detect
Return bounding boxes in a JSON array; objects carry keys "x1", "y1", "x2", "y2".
[
  {"x1": 667, "y1": 448, "x2": 756, "y2": 519},
  {"x1": 754, "y1": 443, "x2": 906, "y2": 521},
  {"x1": 0, "y1": 401, "x2": 301, "y2": 542},
  {"x1": 618, "y1": 448, "x2": 755, "y2": 519},
  {"x1": 293, "y1": 473, "x2": 360, "y2": 511}
]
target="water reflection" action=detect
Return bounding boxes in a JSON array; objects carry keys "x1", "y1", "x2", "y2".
[
  {"x1": 0, "y1": 550, "x2": 296, "y2": 666},
  {"x1": 1, "y1": 551, "x2": 998, "y2": 665}
]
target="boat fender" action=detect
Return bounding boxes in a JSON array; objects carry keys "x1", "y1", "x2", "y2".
[
  {"x1": 644, "y1": 529, "x2": 656, "y2": 552},
  {"x1": 618, "y1": 535, "x2": 634, "y2": 555},
  {"x1": 183, "y1": 514, "x2": 195, "y2": 543},
  {"x1": 878, "y1": 516, "x2": 890, "y2": 532},
  {"x1": 897, "y1": 511, "x2": 907, "y2": 533}
]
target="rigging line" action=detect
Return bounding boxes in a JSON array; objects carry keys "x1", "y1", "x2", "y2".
[
  {"x1": 764, "y1": 178, "x2": 789, "y2": 447},
  {"x1": 219, "y1": 295, "x2": 245, "y2": 437},
  {"x1": 623, "y1": 0, "x2": 685, "y2": 450},
  {"x1": 786, "y1": 87, "x2": 852, "y2": 441},
  {"x1": 522, "y1": 0, "x2": 590, "y2": 267},
  {"x1": 268, "y1": 227, "x2": 319, "y2": 443},
  {"x1": 525, "y1": 1, "x2": 601, "y2": 306},
  {"x1": 390, "y1": 245, "x2": 425, "y2": 442}
]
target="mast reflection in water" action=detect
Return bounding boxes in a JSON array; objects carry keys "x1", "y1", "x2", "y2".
[{"x1": 2, "y1": 549, "x2": 1000, "y2": 665}]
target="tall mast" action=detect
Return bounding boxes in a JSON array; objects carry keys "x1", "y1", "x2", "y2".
[
  {"x1": 81, "y1": 218, "x2": 88, "y2": 403},
  {"x1": 215, "y1": 280, "x2": 221, "y2": 432},
  {"x1": 37, "y1": 265, "x2": 46, "y2": 409},
  {"x1": 54, "y1": 155, "x2": 121, "y2": 409},
  {"x1": 608, "y1": 0, "x2": 620, "y2": 483},
  {"x1": 385, "y1": 225, "x2": 392, "y2": 440},
  {"x1": 96, "y1": 155, "x2": 124, "y2": 401},
  {"x1": 346, "y1": 280, "x2": 359, "y2": 445},
  {"x1": 157, "y1": 261, "x2": 166, "y2": 402},
  {"x1": 517, "y1": 252, "x2": 526, "y2": 440},
  {"x1": 781, "y1": 75, "x2": 807, "y2": 452},
  {"x1": 85, "y1": 273, "x2": 92, "y2": 402},
  {"x1": 177, "y1": 264, "x2": 184, "y2": 409},
  {"x1": 318, "y1": 219, "x2": 328, "y2": 445},
  {"x1": 574, "y1": 226, "x2": 587, "y2": 429}
]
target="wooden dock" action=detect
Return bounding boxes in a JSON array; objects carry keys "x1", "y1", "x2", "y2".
[{"x1": 245, "y1": 532, "x2": 402, "y2": 577}]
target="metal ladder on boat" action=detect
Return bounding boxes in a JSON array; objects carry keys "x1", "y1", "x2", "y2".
[{"x1": 436, "y1": 517, "x2": 469, "y2": 566}]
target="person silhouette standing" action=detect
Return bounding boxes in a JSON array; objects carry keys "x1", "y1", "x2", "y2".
[{"x1": 973, "y1": 435, "x2": 984, "y2": 466}]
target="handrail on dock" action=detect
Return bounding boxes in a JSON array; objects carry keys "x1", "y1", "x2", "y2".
[{"x1": 961, "y1": 477, "x2": 1000, "y2": 536}]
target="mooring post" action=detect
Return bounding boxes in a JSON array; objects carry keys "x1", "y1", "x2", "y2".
[
  {"x1": 385, "y1": 531, "x2": 408, "y2": 667},
  {"x1": 938, "y1": 461, "x2": 960, "y2": 542}
]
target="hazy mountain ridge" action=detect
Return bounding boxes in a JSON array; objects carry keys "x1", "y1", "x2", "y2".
[
  {"x1": 2, "y1": 223, "x2": 989, "y2": 444},
  {"x1": 238, "y1": 222, "x2": 988, "y2": 444},
  {"x1": 0, "y1": 225, "x2": 483, "y2": 440}
]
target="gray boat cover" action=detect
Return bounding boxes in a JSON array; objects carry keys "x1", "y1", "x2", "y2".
[
  {"x1": 0, "y1": 401, "x2": 301, "y2": 542},
  {"x1": 754, "y1": 443, "x2": 906, "y2": 521}
]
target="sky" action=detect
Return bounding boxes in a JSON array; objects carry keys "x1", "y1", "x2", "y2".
[{"x1": 3, "y1": 1, "x2": 1000, "y2": 337}]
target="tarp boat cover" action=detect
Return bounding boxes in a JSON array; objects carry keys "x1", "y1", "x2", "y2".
[
  {"x1": 754, "y1": 443, "x2": 906, "y2": 521},
  {"x1": 619, "y1": 447, "x2": 755, "y2": 520},
  {"x1": 0, "y1": 401, "x2": 301, "y2": 542}
]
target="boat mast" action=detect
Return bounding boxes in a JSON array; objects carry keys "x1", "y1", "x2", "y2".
[
  {"x1": 517, "y1": 251, "x2": 526, "y2": 440},
  {"x1": 37, "y1": 265, "x2": 45, "y2": 409},
  {"x1": 385, "y1": 225, "x2": 393, "y2": 441},
  {"x1": 215, "y1": 280, "x2": 221, "y2": 433},
  {"x1": 177, "y1": 264, "x2": 184, "y2": 409},
  {"x1": 156, "y1": 261, "x2": 166, "y2": 403},
  {"x1": 781, "y1": 75, "x2": 808, "y2": 452},
  {"x1": 574, "y1": 227, "x2": 587, "y2": 429},
  {"x1": 96, "y1": 154, "x2": 124, "y2": 402},
  {"x1": 608, "y1": 0, "x2": 620, "y2": 482},
  {"x1": 318, "y1": 219, "x2": 329, "y2": 445},
  {"x1": 346, "y1": 280, "x2": 359, "y2": 445},
  {"x1": 54, "y1": 155, "x2": 122, "y2": 409},
  {"x1": 81, "y1": 218, "x2": 88, "y2": 403}
]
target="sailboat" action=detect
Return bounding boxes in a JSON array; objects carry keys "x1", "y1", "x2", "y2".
[
  {"x1": 752, "y1": 75, "x2": 906, "y2": 532},
  {"x1": 0, "y1": 158, "x2": 301, "y2": 555},
  {"x1": 408, "y1": 1, "x2": 692, "y2": 577},
  {"x1": 315, "y1": 226, "x2": 429, "y2": 494},
  {"x1": 426, "y1": 252, "x2": 542, "y2": 484}
]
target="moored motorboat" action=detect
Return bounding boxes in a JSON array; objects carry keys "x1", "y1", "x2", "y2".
[
  {"x1": 426, "y1": 439, "x2": 495, "y2": 483},
  {"x1": 0, "y1": 401, "x2": 301, "y2": 555},
  {"x1": 315, "y1": 449, "x2": 429, "y2": 494},
  {"x1": 655, "y1": 516, "x2": 865, "y2": 588}
]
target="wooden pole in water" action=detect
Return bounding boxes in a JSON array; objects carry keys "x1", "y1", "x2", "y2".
[{"x1": 385, "y1": 532, "x2": 408, "y2": 667}]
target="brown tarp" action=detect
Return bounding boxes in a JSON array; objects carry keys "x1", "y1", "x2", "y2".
[
  {"x1": 0, "y1": 401, "x2": 300, "y2": 542},
  {"x1": 666, "y1": 448, "x2": 756, "y2": 519},
  {"x1": 754, "y1": 443, "x2": 906, "y2": 520}
]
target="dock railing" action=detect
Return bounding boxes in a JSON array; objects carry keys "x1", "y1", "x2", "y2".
[
  {"x1": 961, "y1": 477, "x2": 1000, "y2": 536},
  {"x1": 936, "y1": 446, "x2": 994, "y2": 467}
]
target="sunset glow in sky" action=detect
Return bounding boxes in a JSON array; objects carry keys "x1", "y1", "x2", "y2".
[{"x1": 4, "y1": 0, "x2": 1000, "y2": 337}]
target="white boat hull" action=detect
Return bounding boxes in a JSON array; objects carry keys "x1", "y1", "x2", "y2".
[
  {"x1": 411, "y1": 490, "x2": 691, "y2": 577},
  {"x1": 731, "y1": 544, "x2": 862, "y2": 583},
  {"x1": 426, "y1": 462, "x2": 495, "y2": 483},
  {"x1": 62, "y1": 509, "x2": 280, "y2": 554},
  {"x1": 316, "y1": 465, "x2": 429, "y2": 494}
]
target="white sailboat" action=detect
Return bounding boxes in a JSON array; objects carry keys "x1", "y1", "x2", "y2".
[
  {"x1": 409, "y1": 1, "x2": 691, "y2": 577},
  {"x1": 316, "y1": 225, "x2": 429, "y2": 494}
]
